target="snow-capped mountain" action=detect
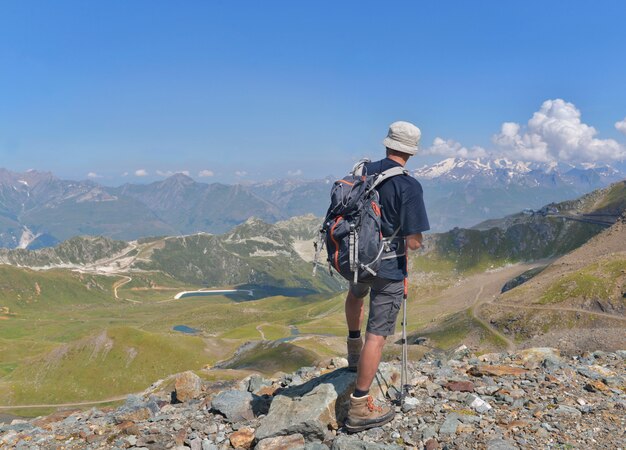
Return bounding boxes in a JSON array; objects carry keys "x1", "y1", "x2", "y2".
[
  {"x1": 412, "y1": 157, "x2": 625, "y2": 231},
  {"x1": 413, "y1": 157, "x2": 623, "y2": 187}
]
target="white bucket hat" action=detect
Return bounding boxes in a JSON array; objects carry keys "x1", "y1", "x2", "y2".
[{"x1": 383, "y1": 121, "x2": 421, "y2": 155}]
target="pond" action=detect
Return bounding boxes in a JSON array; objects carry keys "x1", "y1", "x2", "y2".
[{"x1": 173, "y1": 325, "x2": 201, "y2": 334}]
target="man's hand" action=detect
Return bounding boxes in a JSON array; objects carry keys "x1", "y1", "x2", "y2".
[{"x1": 406, "y1": 233, "x2": 423, "y2": 251}]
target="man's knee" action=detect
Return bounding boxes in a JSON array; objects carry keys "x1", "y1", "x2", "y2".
[
  {"x1": 346, "y1": 290, "x2": 366, "y2": 307},
  {"x1": 349, "y1": 282, "x2": 370, "y2": 300},
  {"x1": 364, "y1": 332, "x2": 386, "y2": 350}
]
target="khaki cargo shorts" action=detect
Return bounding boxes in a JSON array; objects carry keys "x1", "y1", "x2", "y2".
[{"x1": 349, "y1": 277, "x2": 404, "y2": 336}]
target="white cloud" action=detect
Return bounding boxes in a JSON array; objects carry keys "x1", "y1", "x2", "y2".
[
  {"x1": 616, "y1": 117, "x2": 626, "y2": 135},
  {"x1": 122, "y1": 171, "x2": 129, "y2": 177},
  {"x1": 135, "y1": 169, "x2": 148, "y2": 177},
  {"x1": 198, "y1": 169, "x2": 214, "y2": 177},
  {"x1": 492, "y1": 99, "x2": 626, "y2": 162},
  {"x1": 87, "y1": 172, "x2": 102, "y2": 178},
  {"x1": 235, "y1": 170, "x2": 247, "y2": 177},
  {"x1": 424, "y1": 137, "x2": 488, "y2": 159},
  {"x1": 287, "y1": 169, "x2": 303, "y2": 176},
  {"x1": 156, "y1": 170, "x2": 190, "y2": 177}
]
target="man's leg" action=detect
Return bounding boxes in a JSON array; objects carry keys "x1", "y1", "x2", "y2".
[
  {"x1": 355, "y1": 332, "x2": 386, "y2": 391},
  {"x1": 346, "y1": 278, "x2": 403, "y2": 432},
  {"x1": 345, "y1": 286, "x2": 367, "y2": 371}
]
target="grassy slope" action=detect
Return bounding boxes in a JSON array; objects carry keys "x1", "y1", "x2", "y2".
[
  {"x1": 416, "y1": 180, "x2": 626, "y2": 275},
  {"x1": 0, "y1": 265, "x2": 348, "y2": 407},
  {"x1": 403, "y1": 180, "x2": 626, "y2": 351},
  {"x1": 6, "y1": 326, "x2": 208, "y2": 405}
]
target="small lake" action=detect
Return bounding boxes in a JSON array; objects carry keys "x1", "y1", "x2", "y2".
[{"x1": 173, "y1": 325, "x2": 201, "y2": 334}]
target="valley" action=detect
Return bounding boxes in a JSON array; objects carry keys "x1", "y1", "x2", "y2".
[{"x1": 0, "y1": 180, "x2": 624, "y2": 418}]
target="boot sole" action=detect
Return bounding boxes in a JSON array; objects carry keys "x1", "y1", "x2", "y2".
[{"x1": 344, "y1": 412, "x2": 394, "y2": 433}]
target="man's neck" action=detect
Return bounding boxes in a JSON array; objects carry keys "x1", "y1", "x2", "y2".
[{"x1": 387, "y1": 154, "x2": 409, "y2": 167}]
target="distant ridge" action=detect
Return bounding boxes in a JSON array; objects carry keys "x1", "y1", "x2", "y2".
[{"x1": 0, "y1": 159, "x2": 623, "y2": 248}]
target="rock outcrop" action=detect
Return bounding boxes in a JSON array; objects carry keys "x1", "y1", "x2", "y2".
[{"x1": 2, "y1": 347, "x2": 625, "y2": 449}]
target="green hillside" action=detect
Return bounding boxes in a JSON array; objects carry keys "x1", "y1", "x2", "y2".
[
  {"x1": 414, "y1": 180, "x2": 626, "y2": 274},
  {"x1": 0, "y1": 236, "x2": 129, "y2": 267},
  {"x1": 134, "y1": 218, "x2": 342, "y2": 292},
  {"x1": 0, "y1": 262, "x2": 347, "y2": 407},
  {"x1": 4, "y1": 327, "x2": 209, "y2": 405}
]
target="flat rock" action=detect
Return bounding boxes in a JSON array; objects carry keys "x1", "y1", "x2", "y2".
[
  {"x1": 553, "y1": 405, "x2": 582, "y2": 417},
  {"x1": 255, "y1": 433, "x2": 306, "y2": 449},
  {"x1": 486, "y1": 438, "x2": 519, "y2": 450},
  {"x1": 468, "y1": 365, "x2": 528, "y2": 377},
  {"x1": 439, "y1": 414, "x2": 461, "y2": 434},
  {"x1": 331, "y1": 435, "x2": 402, "y2": 449},
  {"x1": 444, "y1": 381, "x2": 474, "y2": 392}
]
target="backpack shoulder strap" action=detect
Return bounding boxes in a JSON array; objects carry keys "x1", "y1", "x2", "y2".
[{"x1": 369, "y1": 166, "x2": 409, "y2": 191}]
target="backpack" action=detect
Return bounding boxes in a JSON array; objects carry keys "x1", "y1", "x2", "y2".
[{"x1": 314, "y1": 159, "x2": 408, "y2": 283}]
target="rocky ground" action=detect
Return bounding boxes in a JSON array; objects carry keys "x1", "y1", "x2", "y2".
[{"x1": 1, "y1": 346, "x2": 625, "y2": 449}]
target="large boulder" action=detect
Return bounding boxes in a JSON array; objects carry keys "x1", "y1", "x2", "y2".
[
  {"x1": 174, "y1": 371, "x2": 203, "y2": 402},
  {"x1": 113, "y1": 395, "x2": 160, "y2": 424},
  {"x1": 211, "y1": 390, "x2": 254, "y2": 422},
  {"x1": 255, "y1": 369, "x2": 356, "y2": 441},
  {"x1": 515, "y1": 348, "x2": 562, "y2": 369}
]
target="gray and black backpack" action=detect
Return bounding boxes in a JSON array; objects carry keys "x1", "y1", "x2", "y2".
[{"x1": 314, "y1": 159, "x2": 408, "y2": 283}]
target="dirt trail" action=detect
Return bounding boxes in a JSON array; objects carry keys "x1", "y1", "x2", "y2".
[
  {"x1": 112, "y1": 275, "x2": 139, "y2": 303},
  {"x1": 469, "y1": 285, "x2": 516, "y2": 351},
  {"x1": 0, "y1": 395, "x2": 129, "y2": 410},
  {"x1": 497, "y1": 303, "x2": 626, "y2": 321},
  {"x1": 410, "y1": 262, "x2": 552, "y2": 350}
]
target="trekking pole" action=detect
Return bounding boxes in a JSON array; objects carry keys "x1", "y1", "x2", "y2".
[{"x1": 399, "y1": 277, "x2": 409, "y2": 405}]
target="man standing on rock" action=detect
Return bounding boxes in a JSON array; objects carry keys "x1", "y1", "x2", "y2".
[{"x1": 345, "y1": 121, "x2": 429, "y2": 432}]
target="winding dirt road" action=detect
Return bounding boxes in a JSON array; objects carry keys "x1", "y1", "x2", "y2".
[
  {"x1": 469, "y1": 285, "x2": 516, "y2": 351},
  {"x1": 496, "y1": 302, "x2": 626, "y2": 321}
]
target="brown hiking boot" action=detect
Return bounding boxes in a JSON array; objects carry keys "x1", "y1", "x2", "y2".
[
  {"x1": 347, "y1": 337, "x2": 363, "y2": 372},
  {"x1": 345, "y1": 394, "x2": 395, "y2": 432}
]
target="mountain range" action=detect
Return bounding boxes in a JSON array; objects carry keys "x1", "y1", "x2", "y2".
[
  {"x1": 413, "y1": 157, "x2": 625, "y2": 231},
  {"x1": 0, "y1": 158, "x2": 623, "y2": 249}
]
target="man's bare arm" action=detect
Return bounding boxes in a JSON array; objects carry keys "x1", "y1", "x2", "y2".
[{"x1": 406, "y1": 233, "x2": 423, "y2": 251}]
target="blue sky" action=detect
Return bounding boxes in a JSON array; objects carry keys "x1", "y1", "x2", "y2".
[{"x1": 1, "y1": 0, "x2": 626, "y2": 184}]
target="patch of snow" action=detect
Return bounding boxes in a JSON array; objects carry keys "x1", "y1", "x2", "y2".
[
  {"x1": 18, "y1": 226, "x2": 41, "y2": 249},
  {"x1": 249, "y1": 249, "x2": 291, "y2": 257}
]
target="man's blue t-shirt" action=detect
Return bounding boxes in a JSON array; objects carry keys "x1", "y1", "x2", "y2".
[{"x1": 363, "y1": 158, "x2": 430, "y2": 280}]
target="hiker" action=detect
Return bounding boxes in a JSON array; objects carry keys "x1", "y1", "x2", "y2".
[{"x1": 345, "y1": 121, "x2": 430, "y2": 432}]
